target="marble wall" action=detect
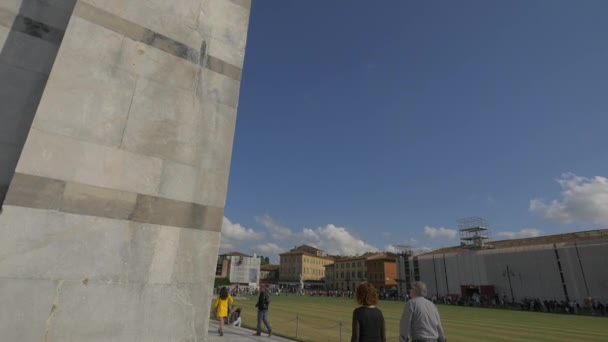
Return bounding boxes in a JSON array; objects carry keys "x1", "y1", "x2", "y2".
[{"x1": 0, "y1": 0, "x2": 250, "y2": 340}]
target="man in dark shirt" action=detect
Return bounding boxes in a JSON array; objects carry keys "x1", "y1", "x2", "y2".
[{"x1": 253, "y1": 287, "x2": 272, "y2": 336}]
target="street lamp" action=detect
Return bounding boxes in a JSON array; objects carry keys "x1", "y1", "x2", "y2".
[{"x1": 502, "y1": 265, "x2": 516, "y2": 304}]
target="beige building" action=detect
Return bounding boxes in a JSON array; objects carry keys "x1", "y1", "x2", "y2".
[
  {"x1": 279, "y1": 245, "x2": 333, "y2": 284},
  {"x1": 328, "y1": 254, "x2": 372, "y2": 291}
]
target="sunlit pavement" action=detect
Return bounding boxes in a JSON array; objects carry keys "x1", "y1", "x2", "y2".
[{"x1": 208, "y1": 320, "x2": 297, "y2": 342}]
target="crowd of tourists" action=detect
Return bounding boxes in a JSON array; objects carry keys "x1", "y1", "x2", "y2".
[{"x1": 430, "y1": 293, "x2": 607, "y2": 316}]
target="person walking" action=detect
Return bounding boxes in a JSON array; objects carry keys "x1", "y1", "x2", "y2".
[
  {"x1": 400, "y1": 282, "x2": 446, "y2": 342},
  {"x1": 214, "y1": 286, "x2": 234, "y2": 336},
  {"x1": 253, "y1": 286, "x2": 272, "y2": 336},
  {"x1": 351, "y1": 283, "x2": 386, "y2": 342}
]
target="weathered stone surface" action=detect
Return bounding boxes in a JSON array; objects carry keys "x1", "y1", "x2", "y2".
[
  {"x1": 0, "y1": 0, "x2": 249, "y2": 339},
  {"x1": 199, "y1": 0, "x2": 250, "y2": 52},
  {"x1": 131, "y1": 194, "x2": 222, "y2": 230},
  {"x1": 4, "y1": 173, "x2": 65, "y2": 210},
  {"x1": 61, "y1": 181, "x2": 138, "y2": 220},
  {"x1": 206, "y1": 54, "x2": 242, "y2": 81},
  {"x1": 229, "y1": 0, "x2": 252, "y2": 10},
  {"x1": 121, "y1": 78, "x2": 202, "y2": 165},
  {"x1": 0, "y1": 206, "x2": 221, "y2": 283},
  {"x1": 207, "y1": 35, "x2": 246, "y2": 69},
  {"x1": 0, "y1": 277, "x2": 57, "y2": 342},
  {"x1": 118, "y1": 38, "x2": 198, "y2": 90},
  {"x1": 32, "y1": 43, "x2": 137, "y2": 146},
  {"x1": 159, "y1": 160, "x2": 198, "y2": 204},
  {"x1": 43, "y1": 281, "x2": 211, "y2": 341},
  {"x1": 17, "y1": 129, "x2": 163, "y2": 197},
  {"x1": 1, "y1": 0, "x2": 76, "y2": 30},
  {"x1": 198, "y1": 67, "x2": 241, "y2": 108},
  {"x1": 0, "y1": 26, "x2": 59, "y2": 74}
]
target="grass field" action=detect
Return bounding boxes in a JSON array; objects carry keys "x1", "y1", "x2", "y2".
[{"x1": 230, "y1": 295, "x2": 608, "y2": 342}]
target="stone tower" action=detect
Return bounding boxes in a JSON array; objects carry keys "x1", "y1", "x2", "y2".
[{"x1": 0, "y1": 0, "x2": 250, "y2": 340}]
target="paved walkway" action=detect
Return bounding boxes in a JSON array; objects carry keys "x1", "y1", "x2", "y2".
[{"x1": 207, "y1": 320, "x2": 297, "y2": 342}]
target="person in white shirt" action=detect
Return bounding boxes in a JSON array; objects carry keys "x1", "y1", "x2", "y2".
[{"x1": 400, "y1": 282, "x2": 446, "y2": 342}]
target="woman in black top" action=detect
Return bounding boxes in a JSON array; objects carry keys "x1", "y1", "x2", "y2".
[{"x1": 351, "y1": 283, "x2": 386, "y2": 342}]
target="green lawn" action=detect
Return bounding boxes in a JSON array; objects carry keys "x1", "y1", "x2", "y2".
[{"x1": 231, "y1": 295, "x2": 608, "y2": 342}]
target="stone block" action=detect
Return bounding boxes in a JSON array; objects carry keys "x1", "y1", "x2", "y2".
[
  {"x1": 0, "y1": 143, "x2": 20, "y2": 188},
  {"x1": 1, "y1": 0, "x2": 76, "y2": 30},
  {"x1": 207, "y1": 35, "x2": 246, "y2": 69},
  {"x1": 199, "y1": 0, "x2": 249, "y2": 52},
  {"x1": 198, "y1": 67, "x2": 241, "y2": 108},
  {"x1": 123, "y1": 0, "x2": 203, "y2": 50},
  {"x1": 42, "y1": 281, "x2": 211, "y2": 341},
  {"x1": 118, "y1": 38, "x2": 198, "y2": 90},
  {"x1": 61, "y1": 181, "x2": 138, "y2": 220},
  {"x1": 0, "y1": 63, "x2": 46, "y2": 147},
  {"x1": 0, "y1": 22, "x2": 10, "y2": 47},
  {"x1": 195, "y1": 169, "x2": 229, "y2": 208},
  {"x1": 43, "y1": 280, "x2": 141, "y2": 341},
  {"x1": 0, "y1": 207, "x2": 215, "y2": 285},
  {"x1": 0, "y1": 207, "x2": 132, "y2": 281},
  {"x1": 0, "y1": 277, "x2": 57, "y2": 342},
  {"x1": 0, "y1": 27, "x2": 59, "y2": 74},
  {"x1": 131, "y1": 194, "x2": 218, "y2": 230},
  {"x1": 159, "y1": 160, "x2": 198, "y2": 203},
  {"x1": 73, "y1": 1, "x2": 145, "y2": 43},
  {"x1": 199, "y1": 101, "x2": 237, "y2": 174},
  {"x1": 58, "y1": 15, "x2": 126, "y2": 66},
  {"x1": 205, "y1": 54, "x2": 241, "y2": 81},
  {"x1": 121, "y1": 79, "x2": 202, "y2": 166},
  {"x1": 171, "y1": 228, "x2": 220, "y2": 283},
  {"x1": 4, "y1": 172, "x2": 65, "y2": 210},
  {"x1": 16, "y1": 129, "x2": 163, "y2": 197},
  {"x1": 32, "y1": 25, "x2": 136, "y2": 146},
  {"x1": 229, "y1": 0, "x2": 252, "y2": 10}
]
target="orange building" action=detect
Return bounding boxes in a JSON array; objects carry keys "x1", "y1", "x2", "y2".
[{"x1": 366, "y1": 252, "x2": 398, "y2": 291}]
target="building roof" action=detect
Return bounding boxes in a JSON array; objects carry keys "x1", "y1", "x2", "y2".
[
  {"x1": 365, "y1": 252, "x2": 398, "y2": 261},
  {"x1": 220, "y1": 251, "x2": 252, "y2": 257},
  {"x1": 419, "y1": 229, "x2": 608, "y2": 257},
  {"x1": 279, "y1": 250, "x2": 333, "y2": 260},
  {"x1": 261, "y1": 264, "x2": 279, "y2": 271}
]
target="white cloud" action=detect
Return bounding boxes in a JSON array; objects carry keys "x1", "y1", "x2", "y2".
[
  {"x1": 255, "y1": 215, "x2": 294, "y2": 240},
  {"x1": 530, "y1": 173, "x2": 608, "y2": 224},
  {"x1": 253, "y1": 243, "x2": 284, "y2": 256},
  {"x1": 302, "y1": 224, "x2": 379, "y2": 256},
  {"x1": 423, "y1": 226, "x2": 457, "y2": 239},
  {"x1": 220, "y1": 217, "x2": 263, "y2": 251},
  {"x1": 255, "y1": 215, "x2": 379, "y2": 256},
  {"x1": 497, "y1": 228, "x2": 543, "y2": 239}
]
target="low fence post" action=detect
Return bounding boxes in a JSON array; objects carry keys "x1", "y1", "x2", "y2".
[{"x1": 296, "y1": 314, "x2": 299, "y2": 339}]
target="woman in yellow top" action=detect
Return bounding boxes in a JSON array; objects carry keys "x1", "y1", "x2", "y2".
[{"x1": 214, "y1": 287, "x2": 234, "y2": 336}]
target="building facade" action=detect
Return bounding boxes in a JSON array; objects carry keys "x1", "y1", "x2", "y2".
[
  {"x1": 416, "y1": 229, "x2": 608, "y2": 303},
  {"x1": 260, "y1": 264, "x2": 279, "y2": 284},
  {"x1": 279, "y1": 245, "x2": 333, "y2": 284},
  {"x1": 329, "y1": 255, "x2": 369, "y2": 291},
  {"x1": 366, "y1": 253, "x2": 398, "y2": 291}
]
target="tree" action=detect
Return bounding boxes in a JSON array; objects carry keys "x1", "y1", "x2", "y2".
[
  {"x1": 214, "y1": 277, "x2": 230, "y2": 287},
  {"x1": 259, "y1": 256, "x2": 270, "y2": 266}
]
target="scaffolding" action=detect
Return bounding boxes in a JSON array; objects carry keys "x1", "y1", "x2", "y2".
[{"x1": 458, "y1": 217, "x2": 491, "y2": 249}]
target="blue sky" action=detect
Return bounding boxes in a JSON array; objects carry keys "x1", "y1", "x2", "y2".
[{"x1": 220, "y1": 0, "x2": 608, "y2": 260}]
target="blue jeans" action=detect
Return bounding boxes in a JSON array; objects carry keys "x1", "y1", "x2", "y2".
[{"x1": 256, "y1": 309, "x2": 271, "y2": 334}]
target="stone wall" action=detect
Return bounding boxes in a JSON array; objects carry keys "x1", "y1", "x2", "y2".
[{"x1": 0, "y1": 0, "x2": 250, "y2": 340}]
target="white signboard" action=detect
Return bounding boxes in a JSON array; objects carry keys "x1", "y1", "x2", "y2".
[{"x1": 229, "y1": 256, "x2": 260, "y2": 285}]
